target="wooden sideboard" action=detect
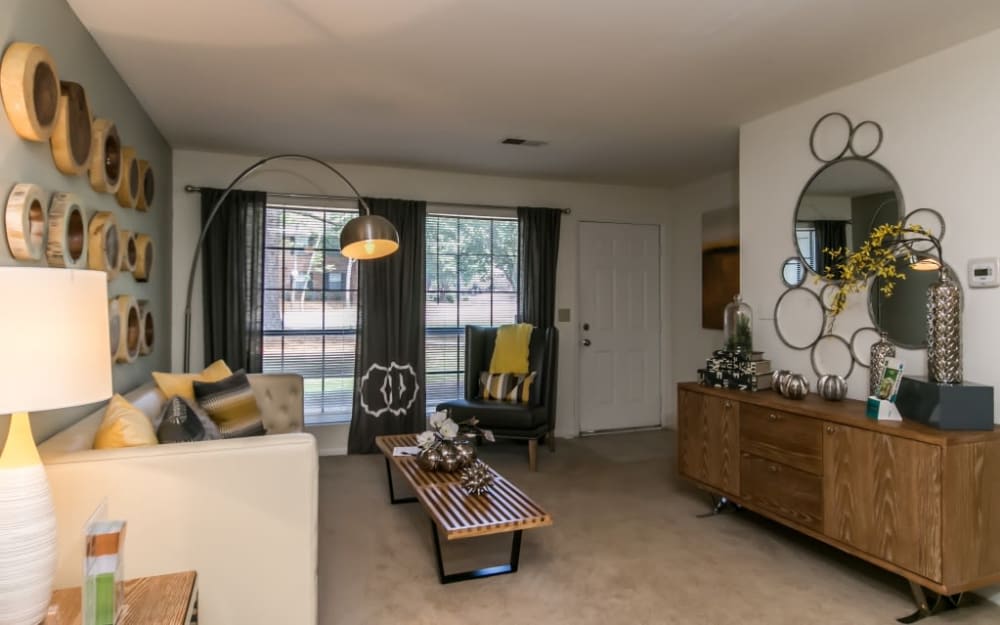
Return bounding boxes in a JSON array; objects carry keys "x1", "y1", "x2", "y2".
[{"x1": 677, "y1": 382, "x2": 1000, "y2": 596}]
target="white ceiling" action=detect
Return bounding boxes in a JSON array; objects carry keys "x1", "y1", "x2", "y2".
[{"x1": 67, "y1": 0, "x2": 1000, "y2": 186}]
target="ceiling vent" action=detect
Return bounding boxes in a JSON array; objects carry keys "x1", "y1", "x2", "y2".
[{"x1": 501, "y1": 137, "x2": 548, "y2": 147}]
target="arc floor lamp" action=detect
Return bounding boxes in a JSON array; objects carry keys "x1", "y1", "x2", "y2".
[{"x1": 182, "y1": 154, "x2": 399, "y2": 372}]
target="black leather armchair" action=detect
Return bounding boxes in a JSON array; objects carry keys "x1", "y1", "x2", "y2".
[{"x1": 436, "y1": 325, "x2": 558, "y2": 471}]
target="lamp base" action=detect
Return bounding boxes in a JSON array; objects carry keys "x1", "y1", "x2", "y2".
[{"x1": 0, "y1": 414, "x2": 57, "y2": 625}]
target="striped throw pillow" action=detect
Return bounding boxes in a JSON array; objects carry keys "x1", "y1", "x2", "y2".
[
  {"x1": 193, "y1": 372, "x2": 265, "y2": 438},
  {"x1": 479, "y1": 371, "x2": 518, "y2": 400},
  {"x1": 506, "y1": 371, "x2": 537, "y2": 404}
]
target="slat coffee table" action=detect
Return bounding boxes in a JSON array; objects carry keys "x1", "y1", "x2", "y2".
[{"x1": 375, "y1": 434, "x2": 553, "y2": 583}]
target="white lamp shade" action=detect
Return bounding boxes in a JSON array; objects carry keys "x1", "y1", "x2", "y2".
[{"x1": 0, "y1": 268, "x2": 112, "y2": 414}]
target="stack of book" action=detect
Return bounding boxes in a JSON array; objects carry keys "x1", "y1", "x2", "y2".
[{"x1": 698, "y1": 350, "x2": 772, "y2": 391}]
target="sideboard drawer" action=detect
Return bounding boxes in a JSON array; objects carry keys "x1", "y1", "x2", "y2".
[
  {"x1": 740, "y1": 403, "x2": 823, "y2": 475},
  {"x1": 741, "y1": 453, "x2": 823, "y2": 532}
]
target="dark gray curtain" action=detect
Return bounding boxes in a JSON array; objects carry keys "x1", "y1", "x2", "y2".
[
  {"x1": 814, "y1": 220, "x2": 848, "y2": 277},
  {"x1": 517, "y1": 206, "x2": 563, "y2": 329},
  {"x1": 348, "y1": 198, "x2": 426, "y2": 454},
  {"x1": 200, "y1": 188, "x2": 266, "y2": 372}
]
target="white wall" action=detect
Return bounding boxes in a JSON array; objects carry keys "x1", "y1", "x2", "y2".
[
  {"x1": 171, "y1": 150, "x2": 674, "y2": 452},
  {"x1": 740, "y1": 29, "x2": 1000, "y2": 605},
  {"x1": 740, "y1": 27, "x2": 1000, "y2": 412},
  {"x1": 668, "y1": 170, "x2": 740, "y2": 424},
  {"x1": 0, "y1": 0, "x2": 172, "y2": 445}
]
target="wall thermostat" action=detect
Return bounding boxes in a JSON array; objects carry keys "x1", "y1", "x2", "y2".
[{"x1": 968, "y1": 257, "x2": 1000, "y2": 288}]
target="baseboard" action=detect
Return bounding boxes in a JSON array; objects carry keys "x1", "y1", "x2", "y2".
[{"x1": 318, "y1": 446, "x2": 347, "y2": 456}]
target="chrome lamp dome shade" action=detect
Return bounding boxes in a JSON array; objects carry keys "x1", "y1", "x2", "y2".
[{"x1": 340, "y1": 213, "x2": 399, "y2": 259}]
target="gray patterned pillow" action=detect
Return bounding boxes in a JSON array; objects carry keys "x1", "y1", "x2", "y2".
[{"x1": 156, "y1": 395, "x2": 221, "y2": 444}]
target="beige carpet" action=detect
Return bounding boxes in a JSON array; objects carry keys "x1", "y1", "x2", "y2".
[{"x1": 318, "y1": 430, "x2": 999, "y2": 624}]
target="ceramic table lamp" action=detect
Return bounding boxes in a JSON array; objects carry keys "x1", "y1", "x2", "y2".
[{"x1": 0, "y1": 268, "x2": 112, "y2": 625}]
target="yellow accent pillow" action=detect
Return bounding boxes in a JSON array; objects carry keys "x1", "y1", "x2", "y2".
[
  {"x1": 151, "y1": 360, "x2": 233, "y2": 403},
  {"x1": 488, "y1": 323, "x2": 533, "y2": 374},
  {"x1": 93, "y1": 394, "x2": 158, "y2": 449}
]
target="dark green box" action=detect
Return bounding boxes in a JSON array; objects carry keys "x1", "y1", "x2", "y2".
[{"x1": 896, "y1": 376, "x2": 995, "y2": 431}]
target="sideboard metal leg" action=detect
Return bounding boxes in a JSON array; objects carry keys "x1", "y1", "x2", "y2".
[
  {"x1": 696, "y1": 494, "x2": 737, "y2": 518},
  {"x1": 897, "y1": 581, "x2": 963, "y2": 623}
]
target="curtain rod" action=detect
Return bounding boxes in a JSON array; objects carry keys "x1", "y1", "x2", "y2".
[{"x1": 183, "y1": 185, "x2": 571, "y2": 214}]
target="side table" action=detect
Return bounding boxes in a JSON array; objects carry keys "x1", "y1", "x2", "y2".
[{"x1": 50, "y1": 571, "x2": 198, "y2": 625}]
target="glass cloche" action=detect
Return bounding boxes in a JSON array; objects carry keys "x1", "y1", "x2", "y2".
[{"x1": 723, "y1": 294, "x2": 753, "y2": 353}]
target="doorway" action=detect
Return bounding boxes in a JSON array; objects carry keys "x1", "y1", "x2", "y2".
[{"x1": 578, "y1": 221, "x2": 662, "y2": 433}]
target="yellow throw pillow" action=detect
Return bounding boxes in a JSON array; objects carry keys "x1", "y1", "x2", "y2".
[
  {"x1": 93, "y1": 394, "x2": 158, "y2": 449},
  {"x1": 152, "y1": 359, "x2": 233, "y2": 403},
  {"x1": 488, "y1": 323, "x2": 533, "y2": 374}
]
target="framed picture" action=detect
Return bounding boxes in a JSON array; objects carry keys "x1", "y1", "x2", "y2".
[{"x1": 701, "y1": 206, "x2": 740, "y2": 330}]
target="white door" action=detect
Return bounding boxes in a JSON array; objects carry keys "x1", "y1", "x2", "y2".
[{"x1": 578, "y1": 221, "x2": 661, "y2": 432}]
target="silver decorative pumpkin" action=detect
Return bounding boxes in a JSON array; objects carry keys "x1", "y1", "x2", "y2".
[
  {"x1": 454, "y1": 439, "x2": 477, "y2": 468},
  {"x1": 817, "y1": 374, "x2": 848, "y2": 401},
  {"x1": 438, "y1": 442, "x2": 461, "y2": 472},
  {"x1": 782, "y1": 373, "x2": 810, "y2": 400},
  {"x1": 772, "y1": 370, "x2": 790, "y2": 394},
  {"x1": 417, "y1": 446, "x2": 443, "y2": 471}
]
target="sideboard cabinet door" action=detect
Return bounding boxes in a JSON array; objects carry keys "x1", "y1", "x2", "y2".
[
  {"x1": 823, "y1": 423, "x2": 943, "y2": 581},
  {"x1": 678, "y1": 390, "x2": 740, "y2": 495}
]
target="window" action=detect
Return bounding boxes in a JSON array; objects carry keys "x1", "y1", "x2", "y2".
[
  {"x1": 262, "y1": 197, "x2": 359, "y2": 424},
  {"x1": 425, "y1": 214, "x2": 519, "y2": 414},
  {"x1": 795, "y1": 226, "x2": 817, "y2": 270}
]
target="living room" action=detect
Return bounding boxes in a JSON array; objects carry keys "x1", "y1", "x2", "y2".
[{"x1": 2, "y1": 0, "x2": 1000, "y2": 624}]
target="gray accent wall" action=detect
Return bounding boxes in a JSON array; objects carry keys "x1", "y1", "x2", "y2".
[{"x1": 0, "y1": 0, "x2": 172, "y2": 444}]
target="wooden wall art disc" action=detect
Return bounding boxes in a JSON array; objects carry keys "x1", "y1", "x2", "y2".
[
  {"x1": 118, "y1": 229, "x2": 137, "y2": 272},
  {"x1": 5, "y1": 182, "x2": 48, "y2": 261},
  {"x1": 0, "y1": 42, "x2": 60, "y2": 141},
  {"x1": 138, "y1": 302, "x2": 154, "y2": 356},
  {"x1": 87, "y1": 211, "x2": 120, "y2": 280},
  {"x1": 50, "y1": 81, "x2": 93, "y2": 175},
  {"x1": 113, "y1": 295, "x2": 140, "y2": 363},
  {"x1": 108, "y1": 299, "x2": 121, "y2": 358},
  {"x1": 115, "y1": 146, "x2": 139, "y2": 208},
  {"x1": 136, "y1": 159, "x2": 154, "y2": 211},
  {"x1": 46, "y1": 192, "x2": 88, "y2": 268},
  {"x1": 133, "y1": 233, "x2": 153, "y2": 282},
  {"x1": 89, "y1": 119, "x2": 122, "y2": 194}
]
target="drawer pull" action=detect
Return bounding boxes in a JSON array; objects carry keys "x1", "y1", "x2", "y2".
[
  {"x1": 725, "y1": 401, "x2": 732, "y2": 408},
  {"x1": 826, "y1": 425, "x2": 836, "y2": 434},
  {"x1": 768, "y1": 413, "x2": 778, "y2": 422},
  {"x1": 768, "y1": 464, "x2": 779, "y2": 473}
]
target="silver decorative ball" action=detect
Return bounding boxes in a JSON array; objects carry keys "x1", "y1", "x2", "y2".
[
  {"x1": 772, "y1": 369, "x2": 790, "y2": 394},
  {"x1": 817, "y1": 374, "x2": 848, "y2": 401},
  {"x1": 460, "y1": 461, "x2": 494, "y2": 496},
  {"x1": 783, "y1": 373, "x2": 810, "y2": 400}
]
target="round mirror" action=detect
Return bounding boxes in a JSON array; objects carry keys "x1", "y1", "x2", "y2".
[
  {"x1": 774, "y1": 287, "x2": 826, "y2": 350},
  {"x1": 781, "y1": 257, "x2": 806, "y2": 287},
  {"x1": 794, "y1": 157, "x2": 903, "y2": 278},
  {"x1": 868, "y1": 255, "x2": 958, "y2": 348}
]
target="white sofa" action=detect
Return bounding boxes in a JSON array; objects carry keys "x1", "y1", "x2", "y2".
[{"x1": 37, "y1": 374, "x2": 318, "y2": 625}]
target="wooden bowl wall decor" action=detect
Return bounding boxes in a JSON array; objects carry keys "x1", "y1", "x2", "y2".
[
  {"x1": 133, "y1": 233, "x2": 153, "y2": 282},
  {"x1": 118, "y1": 229, "x2": 137, "y2": 273},
  {"x1": 87, "y1": 211, "x2": 120, "y2": 280},
  {"x1": 5, "y1": 183, "x2": 48, "y2": 261},
  {"x1": 88, "y1": 119, "x2": 122, "y2": 194},
  {"x1": 50, "y1": 81, "x2": 93, "y2": 175},
  {"x1": 0, "y1": 42, "x2": 60, "y2": 141},
  {"x1": 115, "y1": 146, "x2": 139, "y2": 208},
  {"x1": 46, "y1": 192, "x2": 88, "y2": 268},
  {"x1": 108, "y1": 299, "x2": 121, "y2": 358},
  {"x1": 138, "y1": 301, "x2": 154, "y2": 356},
  {"x1": 113, "y1": 295, "x2": 140, "y2": 363},
  {"x1": 136, "y1": 159, "x2": 154, "y2": 211}
]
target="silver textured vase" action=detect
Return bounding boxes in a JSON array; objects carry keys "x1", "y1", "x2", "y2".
[
  {"x1": 870, "y1": 332, "x2": 895, "y2": 396},
  {"x1": 927, "y1": 271, "x2": 962, "y2": 384}
]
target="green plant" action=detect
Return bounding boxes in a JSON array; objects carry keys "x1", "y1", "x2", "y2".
[{"x1": 725, "y1": 315, "x2": 753, "y2": 352}]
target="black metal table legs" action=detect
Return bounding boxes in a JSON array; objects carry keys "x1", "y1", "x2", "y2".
[
  {"x1": 897, "y1": 581, "x2": 963, "y2": 623},
  {"x1": 431, "y1": 521, "x2": 523, "y2": 584},
  {"x1": 384, "y1": 457, "x2": 417, "y2": 505}
]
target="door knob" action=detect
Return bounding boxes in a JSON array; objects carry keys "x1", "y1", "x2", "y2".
[{"x1": 581, "y1": 338, "x2": 592, "y2": 347}]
